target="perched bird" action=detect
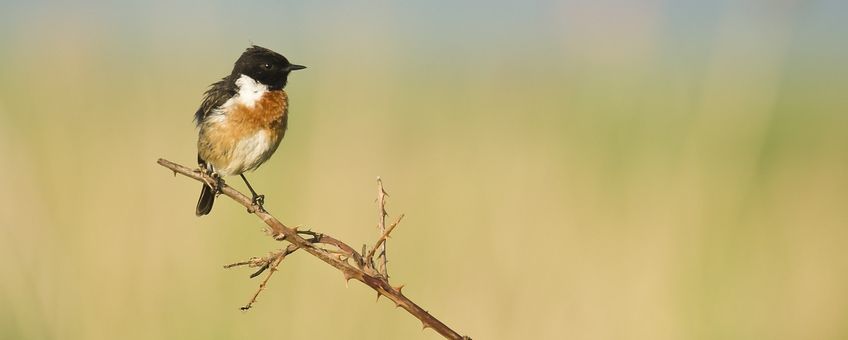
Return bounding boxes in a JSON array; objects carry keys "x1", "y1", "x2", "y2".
[{"x1": 194, "y1": 45, "x2": 305, "y2": 216}]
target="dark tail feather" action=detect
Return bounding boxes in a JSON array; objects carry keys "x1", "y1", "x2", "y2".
[{"x1": 196, "y1": 183, "x2": 215, "y2": 216}]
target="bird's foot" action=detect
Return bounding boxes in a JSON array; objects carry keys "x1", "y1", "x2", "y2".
[
  {"x1": 199, "y1": 170, "x2": 224, "y2": 196},
  {"x1": 198, "y1": 169, "x2": 215, "y2": 190},
  {"x1": 213, "y1": 174, "x2": 225, "y2": 196},
  {"x1": 247, "y1": 194, "x2": 265, "y2": 213}
]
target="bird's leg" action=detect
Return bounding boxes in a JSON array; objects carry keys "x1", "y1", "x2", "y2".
[
  {"x1": 197, "y1": 166, "x2": 215, "y2": 191},
  {"x1": 195, "y1": 156, "x2": 225, "y2": 195},
  {"x1": 240, "y1": 174, "x2": 265, "y2": 212},
  {"x1": 197, "y1": 165, "x2": 224, "y2": 196},
  {"x1": 211, "y1": 172, "x2": 224, "y2": 196}
]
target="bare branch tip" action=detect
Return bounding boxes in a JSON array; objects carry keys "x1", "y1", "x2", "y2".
[
  {"x1": 223, "y1": 261, "x2": 249, "y2": 269},
  {"x1": 249, "y1": 265, "x2": 267, "y2": 278}
]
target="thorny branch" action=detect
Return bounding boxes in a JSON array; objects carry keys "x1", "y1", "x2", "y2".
[
  {"x1": 157, "y1": 158, "x2": 470, "y2": 340},
  {"x1": 376, "y1": 178, "x2": 389, "y2": 278}
]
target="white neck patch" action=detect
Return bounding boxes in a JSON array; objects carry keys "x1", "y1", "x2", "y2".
[{"x1": 234, "y1": 74, "x2": 268, "y2": 108}]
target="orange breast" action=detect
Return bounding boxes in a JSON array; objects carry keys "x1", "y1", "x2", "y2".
[
  {"x1": 229, "y1": 90, "x2": 288, "y2": 132},
  {"x1": 197, "y1": 90, "x2": 289, "y2": 175}
]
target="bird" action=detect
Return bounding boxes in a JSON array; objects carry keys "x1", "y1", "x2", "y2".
[{"x1": 193, "y1": 45, "x2": 306, "y2": 216}]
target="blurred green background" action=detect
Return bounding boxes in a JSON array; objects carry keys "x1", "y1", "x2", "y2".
[{"x1": 1, "y1": 1, "x2": 847, "y2": 339}]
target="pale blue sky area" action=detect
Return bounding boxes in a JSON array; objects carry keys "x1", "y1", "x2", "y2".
[{"x1": 1, "y1": 1, "x2": 845, "y2": 56}]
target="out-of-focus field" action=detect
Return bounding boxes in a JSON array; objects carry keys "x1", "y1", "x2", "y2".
[{"x1": 1, "y1": 1, "x2": 846, "y2": 339}]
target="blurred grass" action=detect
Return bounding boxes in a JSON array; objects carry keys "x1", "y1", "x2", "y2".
[{"x1": 1, "y1": 1, "x2": 847, "y2": 339}]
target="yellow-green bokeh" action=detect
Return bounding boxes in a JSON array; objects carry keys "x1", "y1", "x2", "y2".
[{"x1": 1, "y1": 1, "x2": 847, "y2": 339}]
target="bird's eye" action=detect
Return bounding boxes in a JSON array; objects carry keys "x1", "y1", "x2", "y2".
[{"x1": 263, "y1": 63, "x2": 273, "y2": 70}]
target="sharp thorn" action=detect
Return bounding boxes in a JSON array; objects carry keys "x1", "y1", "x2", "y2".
[
  {"x1": 375, "y1": 291, "x2": 382, "y2": 302},
  {"x1": 343, "y1": 272, "x2": 354, "y2": 288}
]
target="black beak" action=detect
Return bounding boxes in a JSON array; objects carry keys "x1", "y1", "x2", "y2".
[{"x1": 287, "y1": 64, "x2": 307, "y2": 71}]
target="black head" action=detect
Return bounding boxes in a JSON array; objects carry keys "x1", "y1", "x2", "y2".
[{"x1": 231, "y1": 45, "x2": 305, "y2": 90}]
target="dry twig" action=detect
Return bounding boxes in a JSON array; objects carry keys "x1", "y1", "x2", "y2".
[
  {"x1": 157, "y1": 158, "x2": 470, "y2": 340},
  {"x1": 367, "y1": 214, "x2": 404, "y2": 263},
  {"x1": 376, "y1": 178, "x2": 389, "y2": 278}
]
